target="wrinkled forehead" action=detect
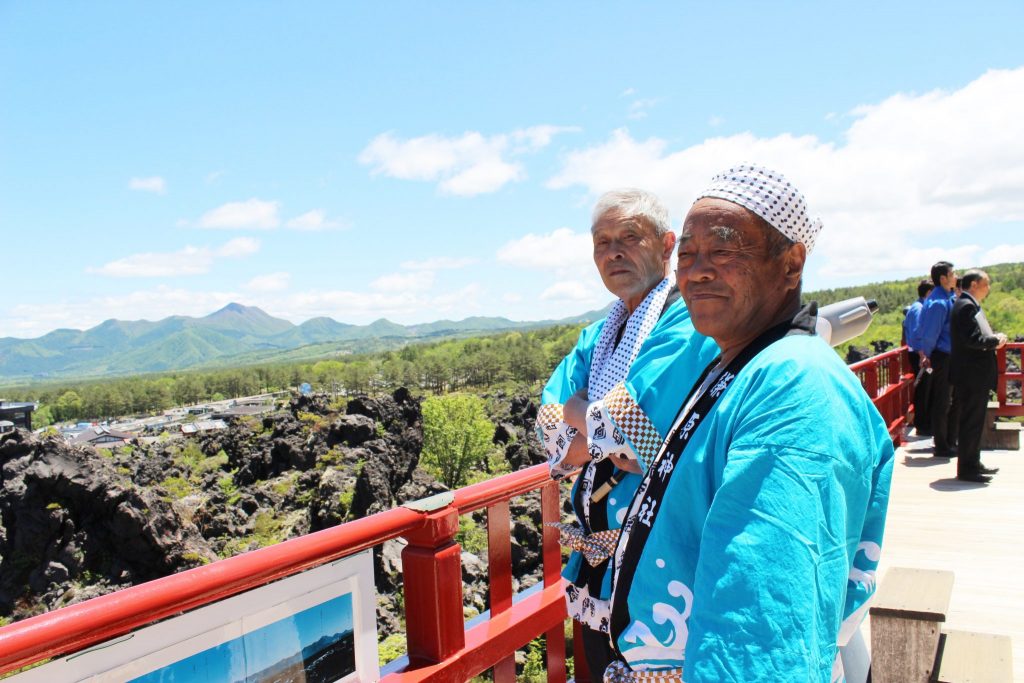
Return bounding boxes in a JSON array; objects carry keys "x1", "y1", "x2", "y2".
[
  {"x1": 679, "y1": 198, "x2": 763, "y2": 243},
  {"x1": 591, "y1": 208, "x2": 652, "y2": 234}
]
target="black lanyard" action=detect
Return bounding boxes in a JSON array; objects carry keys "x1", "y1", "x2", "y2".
[{"x1": 609, "y1": 304, "x2": 817, "y2": 649}]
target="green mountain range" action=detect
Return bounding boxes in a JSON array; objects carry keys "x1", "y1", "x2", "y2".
[
  {"x1": 0, "y1": 302, "x2": 610, "y2": 382},
  {"x1": 6, "y1": 261, "x2": 1021, "y2": 384}
]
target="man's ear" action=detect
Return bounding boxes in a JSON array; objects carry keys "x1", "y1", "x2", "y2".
[
  {"x1": 783, "y1": 242, "x2": 806, "y2": 290},
  {"x1": 661, "y1": 231, "x2": 677, "y2": 261}
]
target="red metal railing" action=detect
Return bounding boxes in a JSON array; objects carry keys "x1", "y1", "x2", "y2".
[
  {"x1": 996, "y1": 342, "x2": 1024, "y2": 417},
  {"x1": 0, "y1": 465, "x2": 566, "y2": 682},
  {"x1": 849, "y1": 346, "x2": 915, "y2": 445},
  {"x1": 0, "y1": 344, "x2": 969, "y2": 681}
]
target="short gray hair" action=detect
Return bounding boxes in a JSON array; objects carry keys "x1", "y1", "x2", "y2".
[{"x1": 591, "y1": 188, "x2": 670, "y2": 236}]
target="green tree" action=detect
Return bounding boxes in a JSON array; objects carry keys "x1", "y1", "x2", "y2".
[
  {"x1": 32, "y1": 404, "x2": 54, "y2": 428},
  {"x1": 54, "y1": 390, "x2": 84, "y2": 422},
  {"x1": 420, "y1": 394, "x2": 495, "y2": 488}
]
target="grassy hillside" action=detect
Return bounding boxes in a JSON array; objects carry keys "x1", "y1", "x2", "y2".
[{"x1": 806, "y1": 262, "x2": 1024, "y2": 358}]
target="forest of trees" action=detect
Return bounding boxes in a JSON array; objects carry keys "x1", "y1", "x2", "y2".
[
  {"x1": 3, "y1": 325, "x2": 583, "y2": 427},
  {"x1": 5, "y1": 262, "x2": 1023, "y2": 427}
]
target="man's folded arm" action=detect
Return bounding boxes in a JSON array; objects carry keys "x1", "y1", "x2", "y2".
[{"x1": 583, "y1": 382, "x2": 662, "y2": 473}]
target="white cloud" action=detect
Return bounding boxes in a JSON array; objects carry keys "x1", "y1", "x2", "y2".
[
  {"x1": 512, "y1": 125, "x2": 580, "y2": 151},
  {"x1": 497, "y1": 228, "x2": 607, "y2": 307},
  {"x1": 708, "y1": 115, "x2": 725, "y2": 127},
  {"x1": 370, "y1": 271, "x2": 436, "y2": 292},
  {"x1": 217, "y1": 237, "x2": 261, "y2": 257},
  {"x1": 541, "y1": 281, "x2": 596, "y2": 302},
  {"x1": 4, "y1": 287, "x2": 243, "y2": 337},
  {"x1": 205, "y1": 170, "x2": 226, "y2": 184},
  {"x1": 89, "y1": 238, "x2": 261, "y2": 278},
  {"x1": 981, "y1": 244, "x2": 1024, "y2": 265},
  {"x1": 496, "y1": 228, "x2": 593, "y2": 272},
  {"x1": 246, "y1": 272, "x2": 291, "y2": 292},
  {"x1": 358, "y1": 125, "x2": 577, "y2": 196},
  {"x1": 627, "y1": 98, "x2": 659, "y2": 120},
  {"x1": 400, "y1": 256, "x2": 477, "y2": 270},
  {"x1": 198, "y1": 198, "x2": 280, "y2": 229},
  {"x1": 129, "y1": 176, "x2": 166, "y2": 194},
  {"x1": 285, "y1": 209, "x2": 345, "y2": 231},
  {"x1": 548, "y1": 67, "x2": 1024, "y2": 285},
  {"x1": 90, "y1": 246, "x2": 211, "y2": 277},
  {"x1": 283, "y1": 282, "x2": 483, "y2": 322}
]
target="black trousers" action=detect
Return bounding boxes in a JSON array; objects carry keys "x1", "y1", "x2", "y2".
[
  {"x1": 928, "y1": 350, "x2": 955, "y2": 454},
  {"x1": 910, "y1": 353, "x2": 932, "y2": 433},
  {"x1": 949, "y1": 385, "x2": 961, "y2": 448},
  {"x1": 955, "y1": 383, "x2": 990, "y2": 477},
  {"x1": 581, "y1": 624, "x2": 615, "y2": 681}
]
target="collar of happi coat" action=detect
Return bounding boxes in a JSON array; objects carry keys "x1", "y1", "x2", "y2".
[{"x1": 588, "y1": 277, "x2": 672, "y2": 402}]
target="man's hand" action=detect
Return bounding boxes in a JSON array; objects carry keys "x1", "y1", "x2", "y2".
[
  {"x1": 919, "y1": 351, "x2": 931, "y2": 370},
  {"x1": 563, "y1": 388, "x2": 589, "y2": 432},
  {"x1": 996, "y1": 332, "x2": 1009, "y2": 349},
  {"x1": 610, "y1": 453, "x2": 642, "y2": 473},
  {"x1": 561, "y1": 432, "x2": 591, "y2": 467}
]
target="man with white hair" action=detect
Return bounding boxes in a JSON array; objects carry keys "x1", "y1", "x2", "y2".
[
  {"x1": 602, "y1": 165, "x2": 895, "y2": 682},
  {"x1": 537, "y1": 189, "x2": 717, "y2": 678}
]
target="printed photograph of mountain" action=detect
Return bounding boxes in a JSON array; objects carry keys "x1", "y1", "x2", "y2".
[{"x1": 128, "y1": 592, "x2": 356, "y2": 683}]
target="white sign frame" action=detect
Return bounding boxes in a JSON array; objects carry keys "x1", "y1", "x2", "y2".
[{"x1": 13, "y1": 550, "x2": 379, "y2": 683}]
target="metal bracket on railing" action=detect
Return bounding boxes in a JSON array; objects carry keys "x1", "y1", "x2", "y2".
[{"x1": 402, "y1": 491, "x2": 455, "y2": 512}]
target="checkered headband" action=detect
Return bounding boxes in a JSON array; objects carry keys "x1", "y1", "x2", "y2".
[{"x1": 696, "y1": 163, "x2": 823, "y2": 254}]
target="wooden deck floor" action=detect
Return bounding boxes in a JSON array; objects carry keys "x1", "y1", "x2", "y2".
[{"x1": 862, "y1": 432, "x2": 1023, "y2": 681}]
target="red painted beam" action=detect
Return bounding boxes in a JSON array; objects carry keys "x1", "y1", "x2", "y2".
[
  {"x1": 452, "y1": 464, "x2": 551, "y2": 514},
  {"x1": 381, "y1": 582, "x2": 568, "y2": 683}
]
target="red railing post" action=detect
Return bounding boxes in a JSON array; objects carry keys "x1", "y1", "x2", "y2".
[
  {"x1": 997, "y1": 346, "x2": 1007, "y2": 409},
  {"x1": 401, "y1": 508, "x2": 465, "y2": 664},
  {"x1": 863, "y1": 362, "x2": 879, "y2": 398},
  {"x1": 488, "y1": 500, "x2": 516, "y2": 683},
  {"x1": 541, "y1": 479, "x2": 567, "y2": 683}
]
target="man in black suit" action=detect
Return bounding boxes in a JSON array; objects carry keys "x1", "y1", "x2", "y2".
[{"x1": 950, "y1": 269, "x2": 1008, "y2": 483}]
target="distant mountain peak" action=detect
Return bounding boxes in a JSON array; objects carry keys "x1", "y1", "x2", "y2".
[{"x1": 210, "y1": 302, "x2": 261, "y2": 317}]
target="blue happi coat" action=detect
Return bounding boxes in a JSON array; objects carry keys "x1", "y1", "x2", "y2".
[
  {"x1": 539, "y1": 292, "x2": 717, "y2": 626},
  {"x1": 608, "y1": 334, "x2": 894, "y2": 681}
]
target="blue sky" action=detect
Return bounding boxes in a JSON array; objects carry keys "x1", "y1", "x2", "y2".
[{"x1": 3, "y1": 2, "x2": 1024, "y2": 338}]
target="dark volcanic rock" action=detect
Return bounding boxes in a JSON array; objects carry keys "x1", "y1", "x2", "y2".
[
  {"x1": 394, "y1": 469, "x2": 448, "y2": 505},
  {"x1": 290, "y1": 392, "x2": 333, "y2": 416},
  {"x1": 346, "y1": 390, "x2": 425, "y2": 517},
  {"x1": 845, "y1": 346, "x2": 870, "y2": 364},
  {"x1": 309, "y1": 468, "x2": 355, "y2": 531},
  {"x1": 351, "y1": 457, "x2": 393, "y2": 518},
  {"x1": 0, "y1": 431, "x2": 216, "y2": 620},
  {"x1": 871, "y1": 339, "x2": 894, "y2": 354},
  {"x1": 327, "y1": 414, "x2": 376, "y2": 448},
  {"x1": 0, "y1": 385, "x2": 552, "y2": 638}
]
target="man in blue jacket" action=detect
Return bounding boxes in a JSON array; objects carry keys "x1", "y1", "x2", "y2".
[
  {"x1": 904, "y1": 279, "x2": 934, "y2": 435},
  {"x1": 917, "y1": 261, "x2": 958, "y2": 457}
]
